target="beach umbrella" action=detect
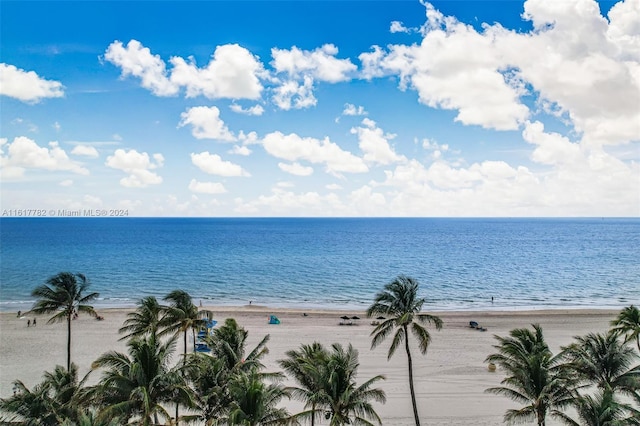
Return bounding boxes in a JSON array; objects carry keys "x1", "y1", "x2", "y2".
[
  {"x1": 340, "y1": 315, "x2": 350, "y2": 320},
  {"x1": 377, "y1": 316, "x2": 386, "y2": 320},
  {"x1": 351, "y1": 316, "x2": 360, "y2": 320}
]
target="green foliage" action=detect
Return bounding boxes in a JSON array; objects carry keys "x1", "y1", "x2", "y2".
[
  {"x1": 485, "y1": 324, "x2": 575, "y2": 426},
  {"x1": 279, "y1": 342, "x2": 386, "y2": 426},
  {"x1": 0, "y1": 364, "x2": 93, "y2": 425},
  {"x1": 611, "y1": 305, "x2": 640, "y2": 353}
]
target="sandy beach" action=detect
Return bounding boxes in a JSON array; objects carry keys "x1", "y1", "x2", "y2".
[{"x1": 0, "y1": 306, "x2": 619, "y2": 425}]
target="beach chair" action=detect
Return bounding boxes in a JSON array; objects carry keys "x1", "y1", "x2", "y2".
[
  {"x1": 469, "y1": 321, "x2": 479, "y2": 329},
  {"x1": 268, "y1": 315, "x2": 280, "y2": 325}
]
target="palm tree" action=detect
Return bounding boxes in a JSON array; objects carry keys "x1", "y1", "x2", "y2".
[
  {"x1": 554, "y1": 388, "x2": 640, "y2": 426},
  {"x1": 611, "y1": 305, "x2": 640, "y2": 353},
  {"x1": 366, "y1": 275, "x2": 442, "y2": 426},
  {"x1": 0, "y1": 363, "x2": 90, "y2": 425},
  {"x1": 161, "y1": 290, "x2": 211, "y2": 359},
  {"x1": 91, "y1": 334, "x2": 192, "y2": 426},
  {"x1": 30, "y1": 272, "x2": 99, "y2": 371},
  {"x1": 185, "y1": 318, "x2": 274, "y2": 425},
  {"x1": 278, "y1": 342, "x2": 329, "y2": 426},
  {"x1": 485, "y1": 324, "x2": 575, "y2": 426},
  {"x1": 560, "y1": 331, "x2": 640, "y2": 403},
  {"x1": 320, "y1": 343, "x2": 386, "y2": 426},
  {"x1": 227, "y1": 369, "x2": 291, "y2": 426},
  {"x1": 118, "y1": 296, "x2": 163, "y2": 341},
  {"x1": 207, "y1": 318, "x2": 271, "y2": 373}
]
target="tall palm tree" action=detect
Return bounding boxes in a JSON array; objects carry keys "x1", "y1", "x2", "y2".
[
  {"x1": 560, "y1": 331, "x2": 640, "y2": 403},
  {"x1": 485, "y1": 324, "x2": 575, "y2": 426},
  {"x1": 118, "y1": 296, "x2": 163, "y2": 341},
  {"x1": 91, "y1": 334, "x2": 193, "y2": 426},
  {"x1": 226, "y1": 369, "x2": 291, "y2": 426},
  {"x1": 30, "y1": 272, "x2": 99, "y2": 371},
  {"x1": 611, "y1": 305, "x2": 640, "y2": 353},
  {"x1": 366, "y1": 275, "x2": 442, "y2": 426},
  {"x1": 320, "y1": 343, "x2": 386, "y2": 426},
  {"x1": 161, "y1": 290, "x2": 211, "y2": 359},
  {"x1": 278, "y1": 342, "x2": 329, "y2": 426},
  {"x1": 554, "y1": 388, "x2": 640, "y2": 426}
]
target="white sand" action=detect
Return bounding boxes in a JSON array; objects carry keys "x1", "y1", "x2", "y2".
[{"x1": 0, "y1": 306, "x2": 617, "y2": 425}]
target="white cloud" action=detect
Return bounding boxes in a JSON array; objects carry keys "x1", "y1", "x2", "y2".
[
  {"x1": 262, "y1": 131, "x2": 368, "y2": 176},
  {"x1": 278, "y1": 162, "x2": 314, "y2": 176},
  {"x1": 191, "y1": 151, "x2": 250, "y2": 177},
  {"x1": 271, "y1": 44, "x2": 356, "y2": 83},
  {"x1": 105, "y1": 148, "x2": 164, "y2": 188},
  {"x1": 0, "y1": 63, "x2": 64, "y2": 103},
  {"x1": 228, "y1": 145, "x2": 252, "y2": 156},
  {"x1": 104, "y1": 40, "x2": 178, "y2": 96},
  {"x1": 178, "y1": 106, "x2": 235, "y2": 141},
  {"x1": 170, "y1": 44, "x2": 264, "y2": 99},
  {"x1": 271, "y1": 76, "x2": 316, "y2": 110},
  {"x1": 234, "y1": 187, "x2": 346, "y2": 216},
  {"x1": 342, "y1": 103, "x2": 367, "y2": 116},
  {"x1": 230, "y1": 103, "x2": 264, "y2": 116},
  {"x1": 390, "y1": 21, "x2": 410, "y2": 33},
  {"x1": 59, "y1": 179, "x2": 73, "y2": 186},
  {"x1": 188, "y1": 179, "x2": 227, "y2": 194},
  {"x1": 53, "y1": 122, "x2": 61, "y2": 132},
  {"x1": 105, "y1": 40, "x2": 264, "y2": 100},
  {"x1": 0, "y1": 136, "x2": 89, "y2": 179},
  {"x1": 350, "y1": 119, "x2": 405, "y2": 165},
  {"x1": 71, "y1": 145, "x2": 99, "y2": 158},
  {"x1": 326, "y1": 183, "x2": 343, "y2": 190}
]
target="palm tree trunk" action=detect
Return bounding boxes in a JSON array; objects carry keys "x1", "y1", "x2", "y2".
[
  {"x1": 67, "y1": 313, "x2": 72, "y2": 371},
  {"x1": 404, "y1": 325, "x2": 421, "y2": 426},
  {"x1": 311, "y1": 402, "x2": 316, "y2": 426}
]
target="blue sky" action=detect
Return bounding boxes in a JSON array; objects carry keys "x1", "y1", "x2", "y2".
[{"x1": 1, "y1": 0, "x2": 638, "y2": 217}]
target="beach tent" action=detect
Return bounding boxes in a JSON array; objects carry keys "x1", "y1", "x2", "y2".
[{"x1": 269, "y1": 315, "x2": 280, "y2": 325}]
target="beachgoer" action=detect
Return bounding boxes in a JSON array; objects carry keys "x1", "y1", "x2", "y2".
[
  {"x1": 17, "y1": 310, "x2": 21, "y2": 317},
  {"x1": 33, "y1": 318, "x2": 36, "y2": 326},
  {"x1": 27, "y1": 319, "x2": 31, "y2": 327},
  {"x1": 249, "y1": 301, "x2": 252, "y2": 305}
]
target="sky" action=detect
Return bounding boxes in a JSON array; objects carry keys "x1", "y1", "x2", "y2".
[{"x1": 1, "y1": 0, "x2": 639, "y2": 217}]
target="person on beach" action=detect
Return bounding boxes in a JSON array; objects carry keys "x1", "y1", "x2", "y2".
[
  {"x1": 33, "y1": 318, "x2": 36, "y2": 326},
  {"x1": 17, "y1": 310, "x2": 21, "y2": 317},
  {"x1": 27, "y1": 319, "x2": 30, "y2": 327}
]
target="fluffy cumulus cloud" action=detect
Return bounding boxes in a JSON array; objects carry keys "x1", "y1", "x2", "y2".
[
  {"x1": 270, "y1": 44, "x2": 356, "y2": 110},
  {"x1": 261, "y1": 131, "x2": 368, "y2": 176},
  {"x1": 359, "y1": 0, "x2": 640, "y2": 141},
  {"x1": 170, "y1": 44, "x2": 264, "y2": 99},
  {"x1": 104, "y1": 40, "x2": 178, "y2": 96},
  {"x1": 0, "y1": 137, "x2": 89, "y2": 179},
  {"x1": 351, "y1": 118, "x2": 405, "y2": 165},
  {"x1": 105, "y1": 40, "x2": 263, "y2": 99},
  {"x1": 105, "y1": 149, "x2": 164, "y2": 188},
  {"x1": 71, "y1": 145, "x2": 99, "y2": 158},
  {"x1": 342, "y1": 103, "x2": 367, "y2": 116},
  {"x1": 188, "y1": 179, "x2": 227, "y2": 194},
  {"x1": 0, "y1": 63, "x2": 64, "y2": 103},
  {"x1": 178, "y1": 106, "x2": 235, "y2": 141},
  {"x1": 278, "y1": 162, "x2": 314, "y2": 176},
  {"x1": 191, "y1": 152, "x2": 250, "y2": 177},
  {"x1": 271, "y1": 44, "x2": 356, "y2": 83},
  {"x1": 390, "y1": 21, "x2": 410, "y2": 33},
  {"x1": 230, "y1": 103, "x2": 264, "y2": 116}
]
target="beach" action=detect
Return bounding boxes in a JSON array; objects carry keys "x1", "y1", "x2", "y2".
[{"x1": 0, "y1": 306, "x2": 618, "y2": 425}]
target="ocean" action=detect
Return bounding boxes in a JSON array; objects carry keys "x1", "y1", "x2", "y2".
[{"x1": 0, "y1": 218, "x2": 638, "y2": 312}]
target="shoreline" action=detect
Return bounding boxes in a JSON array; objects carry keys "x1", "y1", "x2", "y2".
[{"x1": 0, "y1": 306, "x2": 622, "y2": 425}]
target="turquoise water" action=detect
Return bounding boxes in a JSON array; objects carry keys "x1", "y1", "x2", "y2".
[{"x1": 0, "y1": 218, "x2": 638, "y2": 312}]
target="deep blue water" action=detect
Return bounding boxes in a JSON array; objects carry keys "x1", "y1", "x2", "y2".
[{"x1": 0, "y1": 218, "x2": 638, "y2": 312}]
